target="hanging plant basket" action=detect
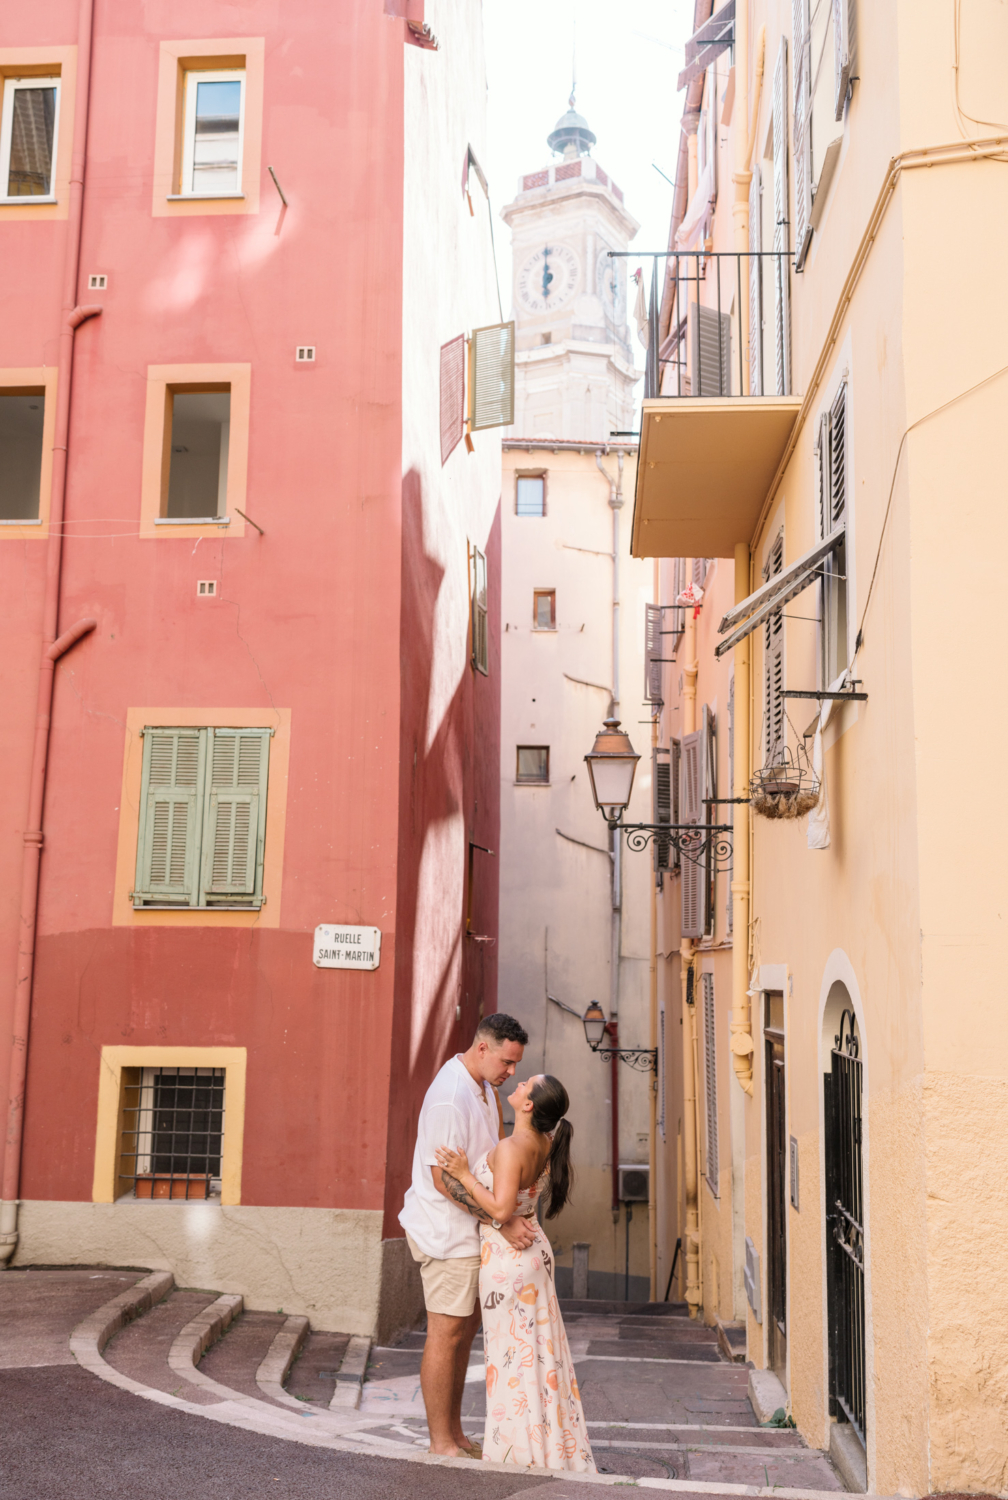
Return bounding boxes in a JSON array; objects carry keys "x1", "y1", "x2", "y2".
[{"x1": 750, "y1": 747, "x2": 819, "y2": 820}]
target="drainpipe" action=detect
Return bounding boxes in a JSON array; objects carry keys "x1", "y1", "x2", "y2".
[
  {"x1": 597, "y1": 450, "x2": 625, "y2": 1222},
  {"x1": 730, "y1": 544, "x2": 754, "y2": 1094},
  {"x1": 0, "y1": 0, "x2": 99, "y2": 1268},
  {"x1": 680, "y1": 564, "x2": 702, "y2": 1316}
]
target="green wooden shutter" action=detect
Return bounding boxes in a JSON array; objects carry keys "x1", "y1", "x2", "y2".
[
  {"x1": 134, "y1": 729, "x2": 206, "y2": 906},
  {"x1": 201, "y1": 729, "x2": 270, "y2": 903}
]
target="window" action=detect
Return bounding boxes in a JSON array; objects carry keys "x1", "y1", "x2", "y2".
[
  {"x1": 763, "y1": 530, "x2": 784, "y2": 763},
  {"x1": 653, "y1": 745, "x2": 672, "y2": 880},
  {"x1": 702, "y1": 973, "x2": 719, "y2": 1195},
  {"x1": 0, "y1": 76, "x2": 60, "y2": 200},
  {"x1": 680, "y1": 729, "x2": 702, "y2": 938},
  {"x1": 516, "y1": 746, "x2": 549, "y2": 783},
  {"x1": 469, "y1": 544, "x2": 488, "y2": 675},
  {"x1": 118, "y1": 1067, "x2": 225, "y2": 1201},
  {"x1": 0, "y1": 390, "x2": 44, "y2": 519},
  {"x1": 516, "y1": 474, "x2": 545, "y2": 516},
  {"x1": 533, "y1": 589, "x2": 555, "y2": 629},
  {"x1": 133, "y1": 727, "x2": 270, "y2": 908},
  {"x1": 701, "y1": 704, "x2": 716, "y2": 937},
  {"x1": 817, "y1": 384, "x2": 849, "y2": 685},
  {"x1": 180, "y1": 70, "x2": 245, "y2": 196},
  {"x1": 165, "y1": 388, "x2": 231, "y2": 519}
]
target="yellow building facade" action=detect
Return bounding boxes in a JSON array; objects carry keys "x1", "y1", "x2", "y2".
[{"x1": 637, "y1": 1, "x2": 1008, "y2": 1494}]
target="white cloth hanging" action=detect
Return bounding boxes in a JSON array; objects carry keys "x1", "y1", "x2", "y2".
[{"x1": 633, "y1": 270, "x2": 649, "y2": 349}]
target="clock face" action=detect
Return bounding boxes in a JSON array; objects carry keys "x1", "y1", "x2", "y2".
[
  {"x1": 597, "y1": 251, "x2": 626, "y2": 319},
  {"x1": 516, "y1": 243, "x2": 580, "y2": 313}
]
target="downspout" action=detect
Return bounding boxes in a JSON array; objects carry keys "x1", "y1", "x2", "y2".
[
  {"x1": 0, "y1": 0, "x2": 99, "y2": 1268},
  {"x1": 727, "y1": 0, "x2": 755, "y2": 1099},
  {"x1": 730, "y1": 545, "x2": 754, "y2": 1094},
  {"x1": 680, "y1": 564, "x2": 701, "y2": 1316},
  {"x1": 596, "y1": 449, "x2": 624, "y2": 1221}
]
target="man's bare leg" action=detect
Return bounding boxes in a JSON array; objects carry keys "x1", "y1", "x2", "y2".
[
  {"x1": 421, "y1": 1309, "x2": 480, "y2": 1455},
  {"x1": 450, "y1": 1306, "x2": 482, "y2": 1449}
]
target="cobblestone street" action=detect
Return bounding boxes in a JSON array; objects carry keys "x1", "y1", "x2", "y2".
[{"x1": 1, "y1": 1268, "x2": 848, "y2": 1498}]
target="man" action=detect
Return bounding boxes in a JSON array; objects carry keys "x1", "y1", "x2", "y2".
[{"x1": 399, "y1": 1014, "x2": 535, "y2": 1457}]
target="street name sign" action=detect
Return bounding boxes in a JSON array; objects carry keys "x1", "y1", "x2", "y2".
[{"x1": 313, "y1": 925, "x2": 381, "y2": 971}]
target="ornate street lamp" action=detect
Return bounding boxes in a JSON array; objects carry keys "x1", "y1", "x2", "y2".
[
  {"x1": 582, "y1": 1000, "x2": 656, "y2": 1074},
  {"x1": 583, "y1": 717, "x2": 735, "y2": 870},
  {"x1": 584, "y1": 719, "x2": 640, "y2": 828}
]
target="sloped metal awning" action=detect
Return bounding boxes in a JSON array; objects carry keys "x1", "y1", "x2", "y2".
[
  {"x1": 713, "y1": 526, "x2": 845, "y2": 658},
  {"x1": 630, "y1": 396, "x2": 802, "y2": 560}
]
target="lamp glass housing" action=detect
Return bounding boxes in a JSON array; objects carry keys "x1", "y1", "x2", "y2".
[
  {"x1": 583, "y1": 1000, "x2": 607, "y2": 1049},
  {"x1": 584, "y1": 718, "x2": 640, "y2": 821}
]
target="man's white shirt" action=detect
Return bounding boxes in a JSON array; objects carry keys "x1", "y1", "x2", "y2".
[{"x1": 399, "y1": 1054, "x2": 500, "y2": 1259}]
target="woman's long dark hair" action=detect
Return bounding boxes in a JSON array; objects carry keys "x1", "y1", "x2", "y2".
[{"x1": 530, "y1": 1075, "x2": 574, "y2": 1219}]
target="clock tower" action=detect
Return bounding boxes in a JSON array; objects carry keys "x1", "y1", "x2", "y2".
[{"x1": 502, "y1": 99, "x2": 641, "y2": 441}]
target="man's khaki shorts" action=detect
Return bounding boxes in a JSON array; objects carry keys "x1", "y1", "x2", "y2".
[{"x1": 405, "y1": 1233, "x2": 481, "y2": 1318}]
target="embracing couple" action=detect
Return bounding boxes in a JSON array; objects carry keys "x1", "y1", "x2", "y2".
[{"x1": 398, "y1": 1013, "x2": 595, "y2": 1473}]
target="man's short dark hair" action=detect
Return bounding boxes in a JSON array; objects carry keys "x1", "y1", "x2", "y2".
[{"x1": 475, "y1": 1013, "x2": 528, "y2": 1048}]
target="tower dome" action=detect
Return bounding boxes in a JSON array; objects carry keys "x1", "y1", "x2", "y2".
[{"x1": 546, "y1": 94, "x2": 596, "y2": 161}]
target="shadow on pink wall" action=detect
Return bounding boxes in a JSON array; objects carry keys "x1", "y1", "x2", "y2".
[{"x1": 382, "y1": 468, "x2": 501, "y2": 1236}]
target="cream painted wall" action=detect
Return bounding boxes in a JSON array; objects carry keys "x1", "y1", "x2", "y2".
[
  {"x1": 499, "y1": 446, "x2": 654, "y2": 1296},
  {"x1": 648, "y1": 1, "x2": 1008, "y2": 1492}
]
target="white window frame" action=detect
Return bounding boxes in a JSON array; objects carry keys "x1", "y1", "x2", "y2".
[
  {"x1": 179, "y1": 68, "x2": 246, "y2": 199},
  {"x1": 0, "y1": 75, "x2": 62, "y2": 204}
]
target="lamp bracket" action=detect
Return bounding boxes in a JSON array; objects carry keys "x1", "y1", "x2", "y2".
[
  {"x1": 588, "y1": 1042, "x2": 658, "y2": 1074},
  {"x1": 608, "y1": 820, "x2": 734, "y2": 871}
]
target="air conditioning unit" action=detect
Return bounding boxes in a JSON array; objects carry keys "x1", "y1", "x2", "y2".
[{"x1": 618, "y1": 1164, "x2": 650, "y2": 1203}]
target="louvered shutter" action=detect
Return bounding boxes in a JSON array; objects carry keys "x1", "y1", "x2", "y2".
[
  {"x1": 668, "y1": 559, "x2": 685, "y2": 643},
  {"x1": 680, "y1": 729, "x2": 703, "y2": 938},
  {"x1": 693, "y1": 556, "x2": 708, "y2": 588},
  {"x1": 792, "y1": 0, "x2": 812, "y2": 270},
  {"x1": 440, "y1": 334, "x2": 465, "y2": 465},
  {"x1": 749, "y1": 166, "x2": 763, "y2": 395},
  {"x1": 691, "y1": 304, "x2": 732, "y2": 396},
  {"x1": 772, "y1": 39, "x2": 791, "y2": 396},
  {"x1": 658, "y1": 1001, "x2": 667, "y2": 1141},
  {"x1": 134, "y1": 729, "x2": 206, "y2": 906},
  {"x1": 726, "y1": 675, "x2": 734, "y2": 935},
  {"x1": 834, "y1": 0, "x2": 856, "y2": 120},
  {"x1": 470, "y1": 544, "x2": 488, "y2": 675},
  {"x1": 645, "y1": 602, "x2": 664, "y2": 704},
  {"x1": 653, "y1": 747, "x2": 672, "y2": 873},
  {"x1": 701, "y1": 704, "x2": 716, "y2": 936},
  {"x1": 671, "y1": 737, "x2": 682, "y2": 873},
  {"x1": 201, "y1": 729, "x2": 270, "y2": 903},
  {"x1": 703, "y1": 973, "x2": 719, "y2": 1192},
  {"x1": 829, "y1": 383, "x2": 847, "y2": 529},
  {"x1": 470, "y1": 321, "x2": 515, "y2": 430},
  {"x1": 763, "y1": 534, "x2": 785, "y2": 763}
]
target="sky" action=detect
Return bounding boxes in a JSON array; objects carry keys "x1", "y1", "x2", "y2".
[{"x1": 483, "y1": 0, "x2": 697, "y2": 319}]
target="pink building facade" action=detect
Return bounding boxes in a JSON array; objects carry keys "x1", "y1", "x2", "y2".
[{"x1": 0, "y1": 0, "x2": 502, "y2": 1336}]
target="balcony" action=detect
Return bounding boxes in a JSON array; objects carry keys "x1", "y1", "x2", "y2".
[{"x1": 631, "y1": 251, "x2": 802, "y2": 560}]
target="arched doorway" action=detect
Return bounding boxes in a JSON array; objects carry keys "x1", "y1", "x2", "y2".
[{"x1": 824, "y1": 997, "x2": 865, "y2": 1444}]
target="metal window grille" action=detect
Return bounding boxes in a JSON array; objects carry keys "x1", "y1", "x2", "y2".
[
  {"x1": 119, "y1": 1067, "x2": 225, "y2": 1200},
  {"x1": 825, "y1": 1010, "x2": 866, "y2": 1441},
  {"x1": 702, "y1": 974, "x2": 719, "y2": 1194}
]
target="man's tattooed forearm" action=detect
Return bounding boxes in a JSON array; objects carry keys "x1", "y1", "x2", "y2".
[{"x1": 441, "y1": 1170, "x2": 493, "y2": 1223}]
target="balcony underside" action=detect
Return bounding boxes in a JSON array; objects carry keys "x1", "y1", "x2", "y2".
[{"x1": 630, "y1": 396, "x2": 802, "y2": 559}]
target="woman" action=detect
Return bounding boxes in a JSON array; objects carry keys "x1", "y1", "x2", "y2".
[{"x1": 435, "y1": 1074, "x2": 594, "y2": 1473}]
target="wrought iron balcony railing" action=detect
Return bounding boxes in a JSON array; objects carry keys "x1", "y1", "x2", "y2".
[{"x1": 614, "y1": 250, "x2": 794, "y2": 402}]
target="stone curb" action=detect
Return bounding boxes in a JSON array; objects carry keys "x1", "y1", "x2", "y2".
[
  {"x1": 256, "y1": 1314, "x2": 310, "y2": 1410},
  {"x1": 167, "y1": 1292, "x2": 244, "y2": 1398},
  {"x1": 329, "y1": 1334, "x2": 372, "y2": 1410},
  {"x1": 69, "y1": 1269, "x2": 175, "y2": 1368},
  {"x1": 67, "y1": 1278, "x2": 870, "y2": 1495},
  {"x1": 747, "y1": 1368, "x2": 789, "y2": 1425}
]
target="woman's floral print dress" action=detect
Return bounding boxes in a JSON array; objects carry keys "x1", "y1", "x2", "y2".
[{"x1": 475, "y1": 1152, "x2": 595, "y2": 1472}]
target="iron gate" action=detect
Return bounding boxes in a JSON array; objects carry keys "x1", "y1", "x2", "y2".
[{"x1": 825, "y1": 1009, "x2": 866, "y2": 1441}]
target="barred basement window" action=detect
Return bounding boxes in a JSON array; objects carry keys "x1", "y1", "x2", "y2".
[
  {"x1": 133, "y1": 726, "x2": 271, "y2": 908},
  {"x1": 117, "y1": 1067, "x2": 225, "y2": 1201}
]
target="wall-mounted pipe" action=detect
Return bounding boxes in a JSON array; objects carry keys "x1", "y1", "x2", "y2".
[
  {"x1": 730, "y1": 545, "x2": 754, "y2": 1095},
  {"x1": 680, "y1": 567, "x2": 702, "y2": 1316},
  {"x1": 0, "y1": 0, "x2": 99, "y2": 1269}
]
